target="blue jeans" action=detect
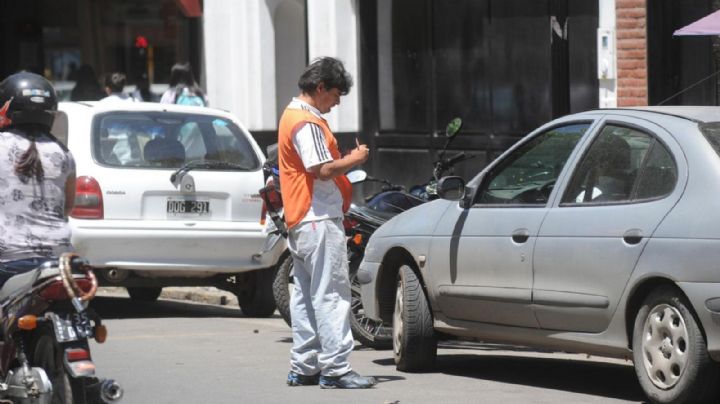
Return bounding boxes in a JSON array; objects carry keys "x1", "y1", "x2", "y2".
[{"x1": 0, "y1": 258, "x2": 52, "y2": 289}]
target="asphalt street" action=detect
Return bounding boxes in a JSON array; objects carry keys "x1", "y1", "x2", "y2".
[{"x1": 86, "y1": 292, "x2": 648, "y2": 404}]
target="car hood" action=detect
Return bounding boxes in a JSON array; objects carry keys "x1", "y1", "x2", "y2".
[{"x1": 371, "y1": 198, "x2": 454, "y2": 240}]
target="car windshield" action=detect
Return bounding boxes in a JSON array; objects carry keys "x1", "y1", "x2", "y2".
[{"x1": 91, "y1": 111, "x2": 260, "y2": 170}]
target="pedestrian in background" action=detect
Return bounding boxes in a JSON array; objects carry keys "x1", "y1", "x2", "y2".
[
  {"x1": 132, "y1": 73, "x2": 158, "y2": 102},
  {"x1": 99, "y1": 72, "x2": 136, "y2": 103},
  {"x1": 279, "y1": 57, "x2": 375, "y2": 389},
  {"x1": 160, "y1": 62, "x2": 207, "y2": 106},
  {"x1": 70, "y1": 64, "x2": 103, "y2": 101}
]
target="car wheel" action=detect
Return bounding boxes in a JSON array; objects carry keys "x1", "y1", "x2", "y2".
[
  {"x1": 350, "y1": 269, "x2": 392, "y2": 350},
  {"x1": 239, "y1": 267, "x2": 277, "y2": 318},
  {"x1": 393, "y1": 265, "x2": 436, "y2": 372},
  {"x1": 127, "y1": 287, "x2": 162, "y2": 301},
  {"x1": 272, "y1": 254, "x2": 293, "y2": 327},
  {"x1": 632, "y1": 285, "x2": 720, "y2": 404}
]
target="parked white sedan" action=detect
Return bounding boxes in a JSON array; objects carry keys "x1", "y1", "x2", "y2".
[{"x1": 52, "y1": 102, "x2": 284, "y2": 316}]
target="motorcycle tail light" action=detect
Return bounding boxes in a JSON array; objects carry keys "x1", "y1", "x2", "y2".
[
  {"x1": 71, "y1": 176, "x2": 104, "y2": 219},
  {"x1": 18, "y1": 315, "x2": 38, "y2": 330},
  {"x1": 66, "y1": 348, "x2": 90, "y2": 362},
  {"x1": 39, "y1": 278, "x2": 94, "y2": 301}
]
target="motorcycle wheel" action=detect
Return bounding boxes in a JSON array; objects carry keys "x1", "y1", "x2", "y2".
[
  {"x1": 349, "y1": 270, "x2": 392, "y2": 350},
  {"x1": 272, "y1": 254, "x2": 293, "y2": 327},
  {"x1": 32, "y1": 328, "x2": 87, "y2": 404}
]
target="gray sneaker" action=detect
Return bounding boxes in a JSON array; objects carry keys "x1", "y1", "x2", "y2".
[{"x1": 319, "y1": 371, "x2": 377, "y2": 389}]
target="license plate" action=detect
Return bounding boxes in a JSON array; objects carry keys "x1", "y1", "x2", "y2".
[
  {"x1": 51, "y1": 312, "x2": 94, "y2": 343},
  {"x1": 167, "y1": 197, "x2": 210, "y2": 217}
]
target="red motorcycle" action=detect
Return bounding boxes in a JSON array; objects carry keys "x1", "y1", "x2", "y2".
[{"x1": 0, "y1": 252, "x2": 122, "y2": 404}]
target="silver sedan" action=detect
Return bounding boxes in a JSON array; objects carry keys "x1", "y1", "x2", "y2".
[{"x1": 358, "y1": 106, "x2": 720, "y2": 404}]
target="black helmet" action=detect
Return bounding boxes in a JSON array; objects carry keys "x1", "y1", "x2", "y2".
[{"x1": 0, "y1": 72, "x2": 58, "y2": 130}]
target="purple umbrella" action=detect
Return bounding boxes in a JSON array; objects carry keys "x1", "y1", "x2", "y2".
[{"x1": 674, "y1": 9, "x2": 720, "y2": 36}]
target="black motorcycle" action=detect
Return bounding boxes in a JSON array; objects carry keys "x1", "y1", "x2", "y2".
[
  {"x1": 0, "y1": 252, "x2": 123, "y2": 404},
  {"x1": 263, "y1": 118, "x2": 471, "y2": 349}
]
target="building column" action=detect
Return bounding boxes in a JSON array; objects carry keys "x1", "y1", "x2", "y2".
[
  {"x1": 598, "y1": 0, "x2": 617, "y2": 107},
  {"x1": 306, "y1": 0, "x2": 361, "y2": 132},
  {"x1": 203, "y1": 0, "x2": 277, "y2": 130}
]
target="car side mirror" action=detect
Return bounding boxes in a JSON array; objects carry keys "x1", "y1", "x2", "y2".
[{"x1": 436, "y1": 176, "x2": 465, "y2": 201}]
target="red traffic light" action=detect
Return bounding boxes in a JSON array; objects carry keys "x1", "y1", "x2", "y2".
[{"x1": 134, "y1": 35, "x2": 148, "y2": 49}]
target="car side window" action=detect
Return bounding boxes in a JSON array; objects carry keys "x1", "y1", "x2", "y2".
[
  {"x1": 561, "y1": 124, "x2": 675, "y2": 204},
  {"x1": 475, "y1": 123, "x2": 589, "y2": 205}
]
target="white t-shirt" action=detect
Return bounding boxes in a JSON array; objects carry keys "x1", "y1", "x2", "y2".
[
  {"x1": 0, "y1": 130, "x2": 75, "y2": 262},
  {"x1": 287, "y1": 98, "x2": 344, "y2": 223},
  {"x1": 99, "y1": 93, "x2": 136, "y2": 103}
]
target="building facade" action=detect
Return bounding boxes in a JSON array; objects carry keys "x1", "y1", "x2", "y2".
[{"x1": 0, "y1": 0, "x2": 717, "y2": 187}]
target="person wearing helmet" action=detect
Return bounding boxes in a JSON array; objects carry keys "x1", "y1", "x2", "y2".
[{"x1": 0, "y1": 72, "x2": 76, "y2": 288}]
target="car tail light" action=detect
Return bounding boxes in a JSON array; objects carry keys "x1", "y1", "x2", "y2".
[
  {"x1": 39, "y1": 278, "x2": 94, "y2": 301},
  {"x1": 71, "y1": 176, "x2": 104, "y2": 219}
]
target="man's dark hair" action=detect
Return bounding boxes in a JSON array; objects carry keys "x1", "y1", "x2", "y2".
[
  {"x1": 298, "y1": 57, "x2": 353, "y2": 95},
  {"x1": 105, "y1": 72, "x2": 126, "y2": 93}
]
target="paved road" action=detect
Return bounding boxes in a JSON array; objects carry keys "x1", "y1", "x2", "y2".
[{"x1": 87, "y1": 295, "x2": 647, "y2": 404}]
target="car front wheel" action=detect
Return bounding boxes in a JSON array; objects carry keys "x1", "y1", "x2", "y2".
[
  {"x1": 393, "y1": 265, "x2": 436, "y2": 372},
  {"x1": 632, "y1": 285, "x2": 720, "y2": 404}
]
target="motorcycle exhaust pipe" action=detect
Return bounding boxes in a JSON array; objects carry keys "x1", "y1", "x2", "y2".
[
  {"x1": 85, "y1": 378, "x2": 123, "y2": 402},
  {"x1": 100, "y1": 379, "x2": 123, "y2": 402}
]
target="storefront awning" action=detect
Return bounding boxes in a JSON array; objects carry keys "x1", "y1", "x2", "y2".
[
  {"x1": 176, "y1": 0, "x2": 202, "y2": 17},
  {"x1": 674, "y1": 10, "x2": 720, "y2": 36}
]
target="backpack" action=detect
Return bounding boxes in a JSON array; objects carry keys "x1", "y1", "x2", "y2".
[{"x1": 175, "y1": 87, "x2": 205, "y2": 107}]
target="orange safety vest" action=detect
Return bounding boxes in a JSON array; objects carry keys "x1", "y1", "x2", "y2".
[{"x1": 278, "y1": 108, "x2": 352, "y2": 229}]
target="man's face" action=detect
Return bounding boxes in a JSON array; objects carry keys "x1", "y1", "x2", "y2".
[{"x1": 316, "y1": 84, "x2": 342, "y2": 114}]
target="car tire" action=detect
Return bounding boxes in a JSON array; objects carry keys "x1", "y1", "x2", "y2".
[
  {"x1": 127, "y1": 287, "x2": 162, "y2": 301},
  {"x1": 272, "y1": 254, "x2": 293, "y2": 327},
  {"x1": 632, "y1": 285, "x2": 720, "y2": 404},
  {"x1": 239, "y1": 267, "x2": 277, "y2": 318},
  {"x1": 393, "y1": 265, "x2": 436, "y2": 372}
]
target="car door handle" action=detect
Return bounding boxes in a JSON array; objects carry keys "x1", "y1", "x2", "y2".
[
  {"x1": 512, "y1": 229, "x2": 530, "y2": 244},
  {"x1": 623, "y1": 229, "x2": 643, "y2": 245}
]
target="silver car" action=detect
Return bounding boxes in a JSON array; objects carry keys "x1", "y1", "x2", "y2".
[{"x1": 358, "y1": 106, "x2": 720, "y2": 404}]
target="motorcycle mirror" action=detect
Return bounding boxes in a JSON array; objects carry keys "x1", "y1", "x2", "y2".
[
  {"x1": 346, "y1": 169, "x2": 368, "y2": 184},
  {"x1": 445, "y1": 117, "x2": 463, "y2": 138}
]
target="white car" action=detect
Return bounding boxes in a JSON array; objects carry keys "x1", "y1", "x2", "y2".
[{"x1": 52, "y1": 101, "x2": 285, "y2": 316}]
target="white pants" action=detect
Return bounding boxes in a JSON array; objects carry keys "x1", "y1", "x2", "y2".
[{"x1": 288, "y1": 218, "x2": 353, "y2": 377}]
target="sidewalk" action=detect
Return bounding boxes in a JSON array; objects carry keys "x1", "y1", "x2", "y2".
[{"x1": 97, "y1": 286, "x2": 239, "y2": 307}]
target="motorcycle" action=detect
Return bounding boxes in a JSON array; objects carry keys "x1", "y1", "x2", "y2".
[
  {"x1": 0, "y1": 252, "x2": 123, "y2": 404},
  {"x1": 262, "y1": 118, "x2": 471, "y2": 349}
]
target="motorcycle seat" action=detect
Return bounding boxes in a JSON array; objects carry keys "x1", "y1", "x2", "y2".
[{"x1": 0, "y1": 264, "x2": 58, "y2": 302}]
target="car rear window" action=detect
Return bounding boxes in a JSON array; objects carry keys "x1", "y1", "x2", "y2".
[
  {"x1": 91, "y1": 111, "x2": 260, "y2": 170},
  {"x1": 700, "y1": 122, "x2": 720, "y2": 157}
]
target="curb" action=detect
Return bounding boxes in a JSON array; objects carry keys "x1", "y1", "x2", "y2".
[{"x1": 97, "y1": 286, "x2": 239, "y2": 307}]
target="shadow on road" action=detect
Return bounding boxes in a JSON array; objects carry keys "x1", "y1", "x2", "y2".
[
  {"x1": 374, "y1": 353, "x2": 647, "y2": 403},
  {"x1": 89, "y1": 296, "x2": 284, "y2": 321}
]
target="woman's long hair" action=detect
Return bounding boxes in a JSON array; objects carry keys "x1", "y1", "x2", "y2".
[{"x1": 15, "y1": 126, "x2": 46, "y2": 183}]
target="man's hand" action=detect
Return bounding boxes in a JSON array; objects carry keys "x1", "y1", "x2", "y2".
[
  {"x1": 312, "y1": 138, "x2": 370, "y2": 180},
  {"x1": 348, "y1": 141, "x2": 369, "y2": 165}
]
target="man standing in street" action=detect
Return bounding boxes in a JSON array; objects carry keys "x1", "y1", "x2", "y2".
[{"x1": 278, "y1": 57, "x2": 375, "y2": 389}]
